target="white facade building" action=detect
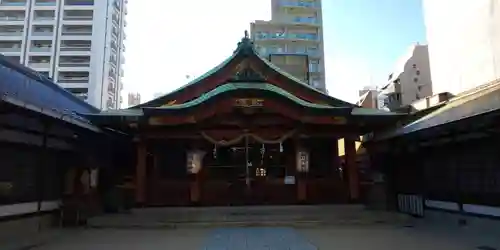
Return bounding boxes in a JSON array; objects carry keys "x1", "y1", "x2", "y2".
[
  {"x1": 423, "y1": 0, "x2": 500, "y2": 95},
  {"x1": 127, "y1": 92, "x2": 140, "y2": 107},
  {"x1": 378, "y1": 44, "x2": 433, "y2": 111},
  {"x1": 0, "y1": 0, "x2": 127, "y2": 110},
  {"x1": 250, "y1": 0, "x2": 326, "y2": 92}
]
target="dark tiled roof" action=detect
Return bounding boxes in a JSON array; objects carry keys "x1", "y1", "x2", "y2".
[
  {"x1": 0, "y1": 54, "x2": 99, "y2": 114},
  {"x1": 374, "y1": 79, "x2": 500, "y2": 141}
]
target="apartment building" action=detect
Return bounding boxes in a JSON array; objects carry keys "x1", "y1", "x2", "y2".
[
  {"x1": 378, "y1": 44, "x2": 433, "y2": 111},
  {"x1": 127, "y1": 92, "x2": 140, "y2": 107},
  {"x1": 250, "y1": 0, "x2": 326, "y2": 92},
  {"x1": 423, "y1": 0, "x2": 500, "y2": 95},
  {"x1": 0, "y1": 0, "x2": 127, "y2": 110}
]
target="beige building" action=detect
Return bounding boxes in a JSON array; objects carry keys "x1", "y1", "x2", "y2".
[
  {"x1": 250, "y1": 0, "x2": 325, "y2": 92},
  {"x1": 378, "y1": 44, "x2": 433, "y2": 111},
  {"x1": 357, "y1": 87, "x2": 379, "y2": 109},
  {"x1": 423, "y1": 0, "x2": 500, "y2": 95}
]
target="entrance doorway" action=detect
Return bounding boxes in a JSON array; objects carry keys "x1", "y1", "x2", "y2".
[{"x1": 202, "y1": 138, "x2": 294, "y2": 205}]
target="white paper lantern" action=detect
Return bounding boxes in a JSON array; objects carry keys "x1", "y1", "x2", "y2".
[
  {"x1": 187, "y1": 150, "x2": 206, "y2": 174},
  {"x1": 296, "y1": 150, "x2": 309, "y2": 172}
]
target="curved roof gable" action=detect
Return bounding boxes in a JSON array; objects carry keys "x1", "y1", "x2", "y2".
[{"x1": 134, "y1": 31, "x2": 356, "y2": 109}]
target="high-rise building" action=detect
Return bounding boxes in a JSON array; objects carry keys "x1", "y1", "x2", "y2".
[
  {"x1": 423, "y1": 0, "x2": 500, "y2": 95},
  {"x1": 0, "y1": 0, "x2": 127, "y2": 110},
  {"x1": 378, "y1": 44, "x2": 433, "y2": 111},
  {"x1": 250, "y1": 0, "x2": 326, "y2": 92},
  {"x1": 127, "y1": 92, "x2": 140, "y2": 107}
]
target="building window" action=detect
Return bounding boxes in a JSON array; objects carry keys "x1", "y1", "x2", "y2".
[
  {"x1": 413, "y1": 77, "x2": 418, "y2": 82},
  {"x1": 309, "y1": 60, "x2": 319, "y2": 72},
  {"x1": 412, "y1": 64, "x2": 417, "y2": 69},
  {"x1": 310, "y1": 78, "x2": 320, "y2": 87},
  {"x1": 416, "y1": 70, "x2": 420, "y2": 75}
]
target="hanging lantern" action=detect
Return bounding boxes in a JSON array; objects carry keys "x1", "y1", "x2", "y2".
[
  {"x1": 213, "y1": 144, "x2": 217, "y2": 159},
  {"x1": 260, "y1": 144, "x2": 265, "y2": 156},
  {"x1": 187, "y1": 150, "x2": 206, "y2": 174},
  {"x1": 279, "y1": 142, "x2": 283, "y2": 153},
  {"x1": 296, "y1": 149, "x2": 309, "y2": 173}
]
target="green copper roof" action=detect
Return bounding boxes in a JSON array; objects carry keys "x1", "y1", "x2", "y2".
[{"x1": 144, "y1": 82, "x2": 342, "y2": 111}]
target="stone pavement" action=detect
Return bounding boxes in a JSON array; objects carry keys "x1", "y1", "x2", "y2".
[
  {"x1": 31, "y1": 223, "x2": 500, "y2": 250},
  {"x1": 23, "y1": 206, "x2": 500, "y2": 250},
  {"x1": 204, "y1": 227, "x2": 316, "y2": 250}
]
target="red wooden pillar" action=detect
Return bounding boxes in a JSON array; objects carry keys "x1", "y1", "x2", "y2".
[
  {"x1": 189, "y1": 174, "x2": 201, "y2": 205},
  {"x1": 345, "y1": 137, "x2": 360, "y2": 201},
  {"x1": 135, "y1": 141, "x2": 147, "y2": 205},
  {"x1": 297, "y1": 175, "x2": 307, "y2": 203},
  {"x1": 151, "y1": 152, "x2": 159, "y2": 205}
]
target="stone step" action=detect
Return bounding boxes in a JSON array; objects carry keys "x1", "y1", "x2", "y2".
[{"x1": 87, "y1": 205, "x2": 413, "y2": 229}]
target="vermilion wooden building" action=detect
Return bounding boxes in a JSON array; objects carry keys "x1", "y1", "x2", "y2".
[{"x1": 86, "y1": 34, "x2": 402, "y2": 207}]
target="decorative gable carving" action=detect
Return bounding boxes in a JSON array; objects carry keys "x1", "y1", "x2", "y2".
[{"x1": 229, "y1": 61, "x2": 266, "y2": 82}]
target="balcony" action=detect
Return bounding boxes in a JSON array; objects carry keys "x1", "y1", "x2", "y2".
[
  {"x1": 73, "y1": 92, "x2": 88, "y2": 101},
  {"x1": 111, "y1": 25, "x2": 119, "y2": 38},
  {"x1": 61, "y1": 25, "x2": 92, "y2": 36},
  {"x1": 290, "y1": 16, "x2": 318, "y2": 25},
  {"x1": 60, "y1": 40, "x2": 92, "y2": 54},
  {"x1": 31, "y1": 25, "x2": 54, "y2": 37},
  {"x1": 63, "y1": 9, "x2": 92, "y2": 21},
  {"x1": 58, "y1": 72, "x2": 89, "y2": 84},
  {"x1": 0, "y1": 0, "x2": 27, "y2": 7},
  {"x1": 0, "y1": 41, "x2": 21, "y2": 53},
  {"x1": 280, "y1": 1, "x2": 318, "y2": 8},
  {"x1": 60, "y1": 40, "x2": 91, "y2": 52},
  {"x1": 110, "y1": 40, "x2": 118, "y2": 51},
  {"x1": 29, "y1": 42, "x2": 52, "y2": 53},
  {"x1": 113, "y1": 0, "x2": 120, "y2": 10},
  {"x1": 66, "y1": 87, "x2": 88, "y2": 100},
  {"x1": 0, "y1": 26, "x2": 23, "y2": 38},
  {"x1": 35, "y1": 0, "x2": 56, "y2": 6},
  {"x1": 28, "y1": 56, "x2": 51, "y2": 69},
  {"x1": 33, "y1": 10, "x2": 55, "y2": 21},
  {"x1": 59, "y1": 56, "x2": 91, "y2": 68},
  {"x1": 64, "y1": 0, "x2": 94, "y2": 6},
  {"x1": 107, "y1": 79, "x2": 115, "y2": 93},
  {"x1": 28, "y1": 62, "x2": 50, "y2": 68},
  {"x1": 0, "y1": 10, "x2": 25, "y2": 22},
  {"x1": 112, "y1": 12, "x2": 119, "y2": 24},
  {"x1": 254, "y1": 31, "x2": 318, "y2": 41}
]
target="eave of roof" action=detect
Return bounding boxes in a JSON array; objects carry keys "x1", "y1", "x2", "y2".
[
  {"x1": 373, "y1": 79, "x2": 500, "y2": 141},
  {"x1": 143, "y1": 82, "x2": 350, "y2": 115}
]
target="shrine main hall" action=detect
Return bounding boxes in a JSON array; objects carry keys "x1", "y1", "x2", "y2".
[{"x1": 85, "y1": 34, "x2": 403, "y2": 207}]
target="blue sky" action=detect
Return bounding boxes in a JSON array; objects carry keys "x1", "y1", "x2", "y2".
[{"x1": 122, "y1": 0, "x2": 426, "y2": 104}]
